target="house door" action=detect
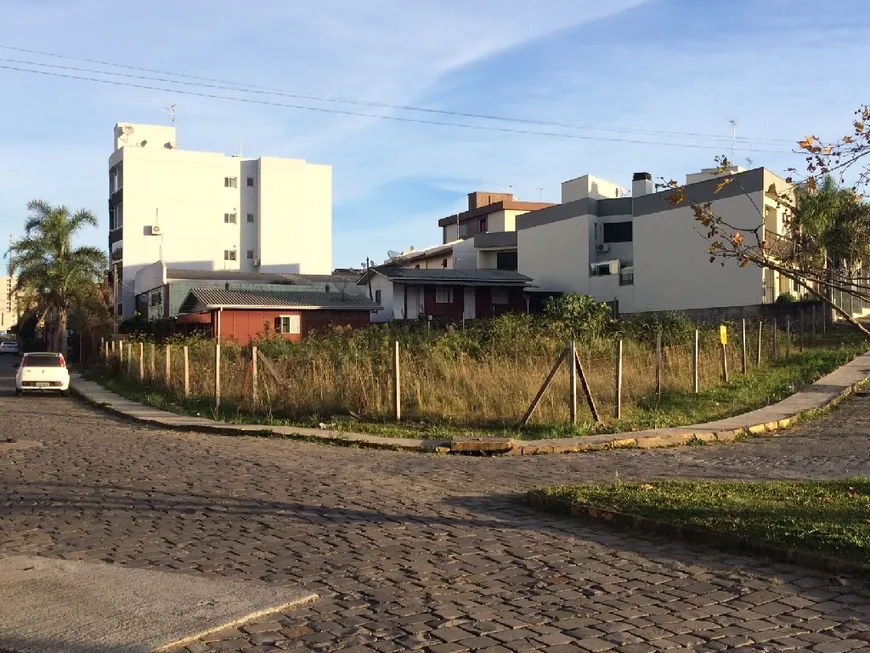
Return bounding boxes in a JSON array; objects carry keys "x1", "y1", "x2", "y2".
[{"x1": 464, "y1": 288, "x2": 476, "y2": 320}]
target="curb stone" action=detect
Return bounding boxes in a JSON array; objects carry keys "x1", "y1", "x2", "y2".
[
  {"x1": 70, "y1": 349, "x2": 870, "y2": 455},
  {"x1": 526, "y1": 490, "x2": 870, "y2": 581}
]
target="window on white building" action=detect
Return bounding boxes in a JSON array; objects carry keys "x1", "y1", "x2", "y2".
[
  {"x1": 274, "y1": 314, "x2": 301, "y2": 334},
  {"x1": 246, "y1": 250, "x2": 255, "y2": 259},
  {"x1": 224, "y1": 177, "x2": 238, "y2": 188},
  {"x1": 375, "y1": 289, "x2": 382, "y2": 305},
  {"x1": 491, "y1": 288, "x2": 509, "y2": 304},
  {"x1": 246, "y1": 177, "x2": 255, "y2": 187},
  {"x1": 435, "y1": 287, "x2": 453, "y2": 304},
  {"x1": 224, "y1": 213, "x2": 237, "y2": 224},
  {"x1": 224, "y1": 250, "x2": 237, "y2": 261},
  {"x1": 246, "y1": 213, "x2": 255, "y2": 223}
]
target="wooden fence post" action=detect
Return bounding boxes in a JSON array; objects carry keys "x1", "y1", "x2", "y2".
[
  {"x1": 104, "y1": 340, "x2": 109, "y2": 363},
  {"x1": 655, "y1": 332, "x2": 662, "y2": 401},
  {"x1": 800, "y1": 309, "x2": 805, "y2": 353},
  {"x1": 214, "y1": 340, "x2": 221, "y2": 410},
  {"x1": 149, "y1": 343, "x2": 156, "y2": 380},
  {"x1": 521, "y1": 348, "x2": 569, "y2": 428},
  {"x1": 721, "y1": 341, "x2": 729, "y2": 383},
  {"x1": 392, "y1": 340, "x2": 401, "y2": 421},
  {"x1": 138, "y1": 342, "x2": 144, "y2": 382},
  {"x1": 251, "y1": 345, "x2": 258, "y2": 405},
  {"x1": 615, "y1": 339, "x2": 623, "y2": 419},
  {"x1": 772, "y1": 318, "x2": 778, "y2": 362},
  {"x1": 786, "y1": 316, "x2": 791, "y2": 358},
  {"x1": 126, "y1": 343, "x2": 132, "y2": 374},
  {"x1": 183, "y1": 346, "x2": 190, "y2": 399},
  {"x1": 165, "y1": 344, "x2": 172, "y2": 389},
  {"x1": 568, "y1": 340, "x2": 578, "y2": 426},
  {"x1": 757, "y1": 320, "x2": 763, "y2": 367},
  {"x1": 741, "y1": 319, "x2": 747, "y2": 374},
  {"x1": 693, "y1": 329, "x2": 699, "y2": 394},
  {"x1": 812, "y1": 304, "x2": 818, "y2": 338}
]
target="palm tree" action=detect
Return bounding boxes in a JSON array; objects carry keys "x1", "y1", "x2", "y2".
[{"x1": 6, "y1": 200, "x2": 107, "y2": 353}]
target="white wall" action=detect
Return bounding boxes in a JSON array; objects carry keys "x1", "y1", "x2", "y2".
[
  {"x1": 134, "y1": 261, "x2": 166, "y2": 295},
  {"x1": 368, "y1": 275, "x2": 393, "y2": 323},
  {"x1": 562, "y1": 175, "x2": 622, "y2": 203},
  {"x1": 452, "y1": 239, "x2": 477, "y2": 270},
  {"x1": 257, "y1": 157, "x2": 332, "y2": 275},
  {"x1": 518, "y1": 214, "x2": 592, "y2": 294},
  {"x1": 632, "y1": 192, "x2": 764, "y2": 312}
]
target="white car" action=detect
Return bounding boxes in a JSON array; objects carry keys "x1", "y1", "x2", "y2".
[
  {"x1": 15, "y1": 352, "x2": 70, "y2": 396},
  {"x1": 0, "y1": 340, "x2": 19, "y2": 355}
]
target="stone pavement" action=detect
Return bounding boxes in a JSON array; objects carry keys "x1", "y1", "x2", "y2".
[{"x1": 2, "y1": 359, "x2": 870, "y2": 651}]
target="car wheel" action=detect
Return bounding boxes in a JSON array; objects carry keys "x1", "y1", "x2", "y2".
[
  {"x1": 61, "y1": 390, "x2": 70, "y2": 398},
  {"x1": 15, "y1": 389, "x2": 22, "y2": 396}
]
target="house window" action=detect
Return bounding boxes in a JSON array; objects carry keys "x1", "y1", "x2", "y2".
[
  {"x1": 496, "y1": 251, "x2": 518, "y2": 271},
  {"x1": 246, "y1": 250, "x2": 255, "y2": 259},
  {"x1": 435, "y1": 287, "x2": 453, "y2": 304},
  {"x1": 590, "y1": 263, "x2": 612, "y2": 276},
  {"x1": 110, "y1": 202, "x2": 123, "y2": 231},
  {"x1": 441, "y1": 258, "x2": 448, "y2": 269},
  {"x1": 479, "y1": 217, "x2": 488, "y2": 233},
  {"x1": 603, "y1": 221, "x2": 633, "y2": 243},
  {"x1": 149, "y1": 291, "x2": 162, "y2": 307},
  {"x1": 375, "y1": 289, "x2": 382, "y2": 305},
  {"x1": 224, "y1": 177, "x2": 238, "y2": 188},
  {"x1": 224, "y1": 213, "x2": 237, "y2": 224},
  {"x1": 247, "y1": 213, "x2": 255, "y2": 223},
  {"x1": 274, "y1": 314, "x2": 301, "y2": 334},
  {"x1": 492, "y1": 288, "x2": 509, "y2": 305},
  {"x1": 224, "y1": 250, "x2": 237, "y2": 261},
  {"x1": 458, "y1": 223, "x2": 468, "y2": 238},
  {"x1": 246, "y1": 177, "x2": 255, "y2": 187}
]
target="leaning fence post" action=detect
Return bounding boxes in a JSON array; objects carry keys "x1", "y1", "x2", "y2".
[
  {"x1": 138, "y1": 342, "x2": 144, "y2": 382},
  {"x1": 568, "y1": 339, "x2": 579, "y2": 425},
  {"x1": 183, "y1": 346, "x2": 190, "y2": 399},
  {"x1": 392, "y1": 340, "x2": 401, "y2": 421},
  {"x1": 693, "y1": 329, "x2": 699, "y2": 394},
  {"x1": 214, "y1": 340, "x2": 221, "y2": 410},
  {"x1": 615, "y1": 339, "x2": 624, "y2": 419},
  {"x1": 655, "y1": 332, "x2": 663, "y2": 401},
  {"x1": 757, "y1": 320, "x2": 763, "y2": 367},
  {"x1": 165, "y1": 344, "x2": 172, "y2": 389},
  {"x1": 741, "y1": 318, "x2": 747, "y2": 374}
]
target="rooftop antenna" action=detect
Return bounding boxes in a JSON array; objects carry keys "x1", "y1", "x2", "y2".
[
  {"x1": 746, "y1": 143, "x2": 754, "y2": 168},
  {"x1": 162, "y1": 103, "x2": 176, "y2": 124},
  {"x1": 727, "y1": 118, "x2": 739, "y2": 165},
  {"x1": 535, "y1": 187, "x2": 544, "y2": 202}
]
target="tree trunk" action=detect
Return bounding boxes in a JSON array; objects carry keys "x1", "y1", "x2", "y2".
[{"x1": 56, "y1": 307, "x2": 68, "y2": 354}]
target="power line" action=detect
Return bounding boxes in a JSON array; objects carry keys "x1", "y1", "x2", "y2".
[
  {"x1": 0, "y1": 44, "x2": 797, "y2": 147},
  {"x1": 0, "y1": 62, "x2": 798, "y2": 155}
]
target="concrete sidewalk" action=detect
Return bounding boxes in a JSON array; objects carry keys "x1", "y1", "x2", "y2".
[{"x1": 70, "y1": 350, "x2": 870, "y2": 455}]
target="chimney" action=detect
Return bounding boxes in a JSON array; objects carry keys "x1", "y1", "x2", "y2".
[{"x1": 632, "y1": 172, "x2": 653, "y2": 197}]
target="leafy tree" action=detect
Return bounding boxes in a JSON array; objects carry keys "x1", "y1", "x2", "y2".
[
  {"x1": 661, "y1": 104, "x2": 870, "y2": 336},
  {"x1": 542, "y1": 293, "x2": 613, "y2": 339},
  {"x1": 6, "y1": 200, "x2": 107, "y2": 353}
]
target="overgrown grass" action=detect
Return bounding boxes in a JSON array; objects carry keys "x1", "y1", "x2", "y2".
[
  {"x1": 533, "y1": 480, "x2": 870, "y2": 564},
  {"x1": 91, "y1": 315, "x2": 868, "y2": 440}
]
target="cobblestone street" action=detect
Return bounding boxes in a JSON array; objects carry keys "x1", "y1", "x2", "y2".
[{"x1": 2, "y1": 357, "x2": 870, "y2": 652}]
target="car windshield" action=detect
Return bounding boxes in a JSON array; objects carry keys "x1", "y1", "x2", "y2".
[{"x1": 22, "y1": 355, "x2": 63, "y2": 367}]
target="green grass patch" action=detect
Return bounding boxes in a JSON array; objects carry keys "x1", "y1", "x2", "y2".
[{"x1": 534, "y1": 479, "x2": 870, "y2": 564}]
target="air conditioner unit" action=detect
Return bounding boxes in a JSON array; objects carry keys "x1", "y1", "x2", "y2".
[
  {"x1": 596, "y1": 243, "x2": 610, "y2": 253},
  {"x1": 150, "y1": 225, "x2": 162, "y2": 235},
  {"x1": 253, "y1": 259, "x2": 261, "y2": 267}
]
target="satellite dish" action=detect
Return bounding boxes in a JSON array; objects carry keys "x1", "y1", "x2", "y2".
[
  {"x1": 387, "y1": 250, "x2": 402, "y2": 261},
  {"x1": 165, "y1": 141, "x2": 177, "y2": 149},
  {"x1": 139, "y1": 140, "x2": 148, "y2": 147},
  {"x1": 121, "y1": 125, "x2": 134, "y2": 135}
]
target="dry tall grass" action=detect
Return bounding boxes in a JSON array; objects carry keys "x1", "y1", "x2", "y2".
[{"x1": 107, "y1": 316, "x2": 806, "y2": 430}]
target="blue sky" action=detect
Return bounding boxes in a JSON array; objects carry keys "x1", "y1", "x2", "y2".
[{"x1": 1, "y1": 0, "x2": 868, "y2": 268}]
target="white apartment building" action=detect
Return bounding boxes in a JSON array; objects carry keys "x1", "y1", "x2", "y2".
[
  {"x1": 108, "y1": 123, "x2": 332, "y2": 320},
  {"x1": 0, "y1": 276, "x2": 21, "y2": 333},
  {"x1": 518, "y1": 167, "x2": 795, "y2": 314}
]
